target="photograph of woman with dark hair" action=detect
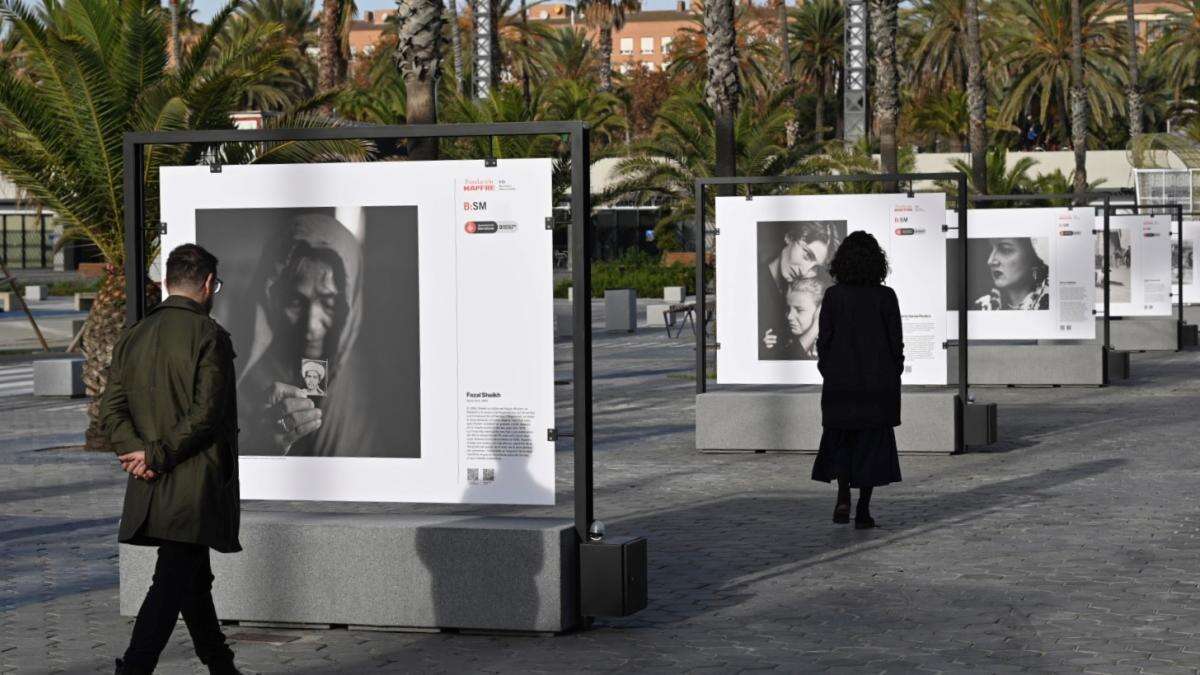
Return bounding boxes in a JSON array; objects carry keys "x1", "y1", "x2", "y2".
[
  {"x1": 757, "y1": 220, "x2": 845, "y2": 360},
  {"x1": 812, "y1": 230, "x2": 903, "y2": 530},
  {"x1": 973, "y1": 237, "x2": 1050, "y2": 311}
]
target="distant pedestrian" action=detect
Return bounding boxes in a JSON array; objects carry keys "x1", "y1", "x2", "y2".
[
  {"x1": 811, "y1": 231, "x2": 903, "y2": 529},
  {"x1": 101, "y1": 244, "x2": 242, "y2": 674}
]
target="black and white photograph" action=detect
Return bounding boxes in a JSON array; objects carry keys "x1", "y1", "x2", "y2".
[
  {"x1": 946, "y1": 237, "x2": 1051, "y2": 311},
  {"x1": 197, "y1": 206, "x2": 422, "y2": 458},
  {"x1": 301, "y1": 359, "x2": 327, "y2": 397},
  {"x1": 1172, "y1": 240, "x2": 1194, "y2": 286},
  {"x1": 1097, "y1": 227, "x2": 1132, "y2": 303},
  {"x1": 756, "y1": 220, "x2": 844, "y2": 360}
]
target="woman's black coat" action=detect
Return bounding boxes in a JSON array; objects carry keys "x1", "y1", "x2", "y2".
[{"x1": 816, "y1": 283, "x2": 905, "y2": 429}]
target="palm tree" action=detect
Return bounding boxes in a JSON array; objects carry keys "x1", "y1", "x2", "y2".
[
  {"x1": 774, "y1": 0, "x2": 791, "y2": 86},
  {"x1": 226, "y1": 0, "x2": 320, "y2": 109},
  {"x1": 964, "y1": 0, "x2": 987, "y2": 192},
  {"x1": 169, "y1": 0, "x2": 182, "y2": 66},
  {"x1": 947, "y1": 147, "x2": 1038, "y2": 195},
  {"x1": 912, "y1": 89, "x2": 968, "y2": 150},
  {"x1": 605, "y1": 85, "x2": 807, "y2": 231},
  {"x1": 446, "y1": 0, "x2": 465, "y2": 95},
  {"x1": 577, "y1": 0, "x2": 641, "y2": 92},
  {"x1": 394, "y1": 0, "x2": 444, "y2": 159},
  {"x1": 788, "y1": 0, "x2": 842, "y2": 143},
  {"x1": 318, "y1": 0, "x2": 349, "y2": 102},
  {"x1": 1070, "y1": 0, "x2": 1088, "y2": 193},
  {"x1": 872, "y1": 0, "x2": 901, "y2": 179},
  {"x1": 704, "y1": 0, "x2": 739, "y2": 187},
  {"x1": 527, "y1": 27, "x2": 601, "y2": 83},
  {"x1": 0, "y1": 0, "x2": 366, "y2": 449},
  {"x1": 1152, "y1": 0, "x2": 1200, "y2": 102},
  {"x1": 1124, "y1": 0, "x2": 1142, "y2": 135},
  {"x1": 995, "y1": 0, "x2": 1122, "y2": 148},
  {"x1": 666, "y1": 9, "x2": 775, "y2": 100}
]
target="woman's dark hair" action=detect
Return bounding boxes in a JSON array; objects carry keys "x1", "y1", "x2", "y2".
[
  {"x1": 1012, "y1": 237, "x2": 1050, "y2": 285},
  {"x1": 829, "y1": 230, "x2": 889, "y2": 285}
]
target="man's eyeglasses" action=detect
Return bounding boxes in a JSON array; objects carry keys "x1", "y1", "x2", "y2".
[{"x1": 213, "y1": 278, "x2": 223, "y2": 295}]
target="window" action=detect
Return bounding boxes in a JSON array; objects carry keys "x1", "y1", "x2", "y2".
[
  {"x1": 619, "y1": 37, "x2": 634, "y2": 55},
  {"x1": 641, "y1": 37, "x2": 655, "y2": 55},
  {"x1": 661, "y1": 37, "x2": 673, "y2": 55},
  {"x1": 645, "y1": 62, "x2": 657, "y2": 72}
]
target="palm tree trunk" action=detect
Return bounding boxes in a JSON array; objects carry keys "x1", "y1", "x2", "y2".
[
  {"x1": 1070, "y1": 0, "x2": 1088, "y2": 194},
  {"x1": 1126, "y1": 0, "x2": 1142, "y2": 136},
  {"x1": 964, "y1": 0, "x2": 987, "y2": 193},
  {"x1": 777, "y1": 0, "x2": 800, "y2": 147},
  {"x1": 169, "y1": 0, "x2": 182, "y2": 68},
  {"x1": 520, "y1": 0, "x2": 531, "y2": 108},
  {"x1": 395, "y1": 0, "x2": 444, "y2": 160},
  {"x1": 705, "y1": 0, "x2": 740, "y2": 191},
  {"x1": 319, "y1": 0, "x2": 344, "y2": 112},
  {"x1": 814, "y1": 67, "x2": 826, "y2": 143},
  {"x1": 447, "y1": 0, "x2": 465, "y2": 96},
  {"x1": 871, "y1": 0, "x2": 900, "y2": 186},
  {"x1": 598, "y1": 25, "x2": 614, "y2": 92}
]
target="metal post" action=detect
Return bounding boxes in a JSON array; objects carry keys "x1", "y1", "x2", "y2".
[
  {"x1": 122, "y1": 139, "x2": 147, "y2": 326},
  {"x1": 40, "y1": 214, "x2": 47, "y2": 268},
  {"x1": 1177, "y1": 204, "x2": 1185, "y2": 351},
  {"x1": 843, "y1": 0, "x2": 869, "y2": 142},
  {"x1": 20, "y1": 215, "x2": 26, "y2": 268},
  {"x1": 955, "y1": 175, "x2": 969, "y2": 454},
  {"x1": 1102, "y1": 196, "x2": 1112, "y2": 383},
  {"x1": 695, "y1": 182, "x2": 707, "y2": 395},
  {"x1": 570, "y1": 126, "x2": 594, "y2": 543}
]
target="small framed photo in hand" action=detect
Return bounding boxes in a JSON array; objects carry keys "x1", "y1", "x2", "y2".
[{"x1": 300, "y1": 359, "x2": 327, "y2": 398}]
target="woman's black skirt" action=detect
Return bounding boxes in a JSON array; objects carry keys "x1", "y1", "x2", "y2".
[{"x1": 811, "y1": 426, "x2": 902, "y2": 488}]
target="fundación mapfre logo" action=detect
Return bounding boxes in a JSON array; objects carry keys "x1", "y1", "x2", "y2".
[
  {"x1": 892, "y1": 204, "x2": 927, "y2": 236},
  {"x1": 464, "y1": 220, "x2": 518, "y2": 234}
]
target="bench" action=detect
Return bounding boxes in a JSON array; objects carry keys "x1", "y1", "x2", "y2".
[
  {"x1": 664, "y1": 301, "x2": 714, "y2": 338},
  {"x1": 24, "y1": 285, "x2": 47, "y2": 302},
  {"x1": 0, "y1": 291, "x2": 11, "y2": 312}
]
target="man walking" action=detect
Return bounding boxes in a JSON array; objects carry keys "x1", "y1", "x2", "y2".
[{"x1": 101, "y1": 244, "x2": 242, "y2": 674}]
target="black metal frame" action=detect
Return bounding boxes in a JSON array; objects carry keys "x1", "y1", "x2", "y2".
[
  {"x1": 1103, "y1": 202, "x2": 1186, "y2": 351},
  {"x1": 693, "y1": 172, "x2": 972, "y2": 453},
  {"x1": 121, "y1": 121, "x2": 597, "y2": 543},
  {"x1": 969, "y1": 192, "x2": 1121, "y2": 384}
]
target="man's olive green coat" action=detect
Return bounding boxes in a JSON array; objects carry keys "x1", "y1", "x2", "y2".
[{"x1": 100, "y1": 296, "x2": 242, "y2": 553}]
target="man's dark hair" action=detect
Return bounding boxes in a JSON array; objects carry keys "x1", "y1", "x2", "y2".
[
  {"x1": 829, "y1": 230, "x2": 889, "y2": 286},
  {"x1": 166, "y1": 244, "x2": 218, "y2": 291}
]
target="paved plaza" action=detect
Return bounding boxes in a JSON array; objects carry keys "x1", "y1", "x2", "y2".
[{"x1": 2, "y1": 317, "x2": 1200, "y2": 673}]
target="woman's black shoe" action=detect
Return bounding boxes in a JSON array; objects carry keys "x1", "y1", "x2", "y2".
[
  {"x1": 833, "y1": 503, "x2": 851, "y2": 524},
  {"x1": 854, "y1": 516, "x2": 876, "y2": 530}
]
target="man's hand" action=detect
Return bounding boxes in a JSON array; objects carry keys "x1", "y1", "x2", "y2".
[
  {"x1": 267, "y1": 382, "x2": 322, "y2": 451},
  {"x1": 762, "y1": 328, "x2": 778, "y2": 350},
  {"x1": 118, "y1": 451, "x2": 157, "y2": 481}
]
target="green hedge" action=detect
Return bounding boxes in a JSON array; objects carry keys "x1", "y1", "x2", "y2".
[
  {"x1": 554, "y1": 248, "x2": 702, "y2": 299},
  {"x1": 49, "y1": 279, "x2": 101, "y2": 296}
]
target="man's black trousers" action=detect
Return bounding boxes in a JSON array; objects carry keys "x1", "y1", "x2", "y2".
[{"x1": 123, "y1": 542, "x2": 234, "y2": 669}]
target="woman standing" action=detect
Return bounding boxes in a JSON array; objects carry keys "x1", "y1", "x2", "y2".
[{"x1": 812, "y1": 231, "x2": 903, "y2": 529}]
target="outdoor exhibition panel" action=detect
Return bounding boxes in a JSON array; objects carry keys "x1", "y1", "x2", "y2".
[
  {"x1": 159, "y1": 161, "x2": 555, "y2": 506},
  {"x1": 694, "y1": 173, "x2": 997, "y2": 455},
  {"x1": 119, "y1": 122, "x2": 647, "y2": 634},
  {"x1": 946, "y1": 208, "x2": 1095, "y2": 341},
  {"x1": 714, "y1": 192, "x2": 949, "y2": 385},
  {"x1": 1099, "y1": 213, "x2": 1173, "y2": 317}
]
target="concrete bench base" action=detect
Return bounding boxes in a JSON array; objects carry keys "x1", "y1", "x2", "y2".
[
  {"x1": 1104, "y1": 317, "x2": 1178, "y2": 351},
  {"x1": 947, "y1": 344, "x2": 1104, "y2": 386},
  {"x1": 696, "y1": 390, "x2": 981, "y2": 454},
  {"x1": 121, "y1": 512, "x2": 579, "y2": 633},
  {"x1": 0, "y1": 292, "x2": 11, "y2": 312},
  {"x1": 23, "y1": 285, "x2": 47, "y2": 302},
  {"x1": 554, "y1": 306, "x2": 573, "y2": 339},
  {"x1": 74, "y1": 292, "x2": 96, "y2": 311},
  {"x1": 604, "y1": 289, "x2": 636, "y2": 332},
  {"x1": 33, "y1": 358, "x2": 85, "y2": 397}
]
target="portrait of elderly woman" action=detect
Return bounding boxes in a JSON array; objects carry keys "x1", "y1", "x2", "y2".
[
  {"x1": 196, "y1": 206, "x2": 422, "y2": 458},
  {"x1": 757, "y1": 220, "x2": 845, "y2": 360}
]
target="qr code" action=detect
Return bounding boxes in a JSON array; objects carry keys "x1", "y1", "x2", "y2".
[{"x1": 467, "y1": 468, "x2": 495, "y2": 484}]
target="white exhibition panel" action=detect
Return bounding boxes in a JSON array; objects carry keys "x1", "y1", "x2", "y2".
[
  {"x1": 715, "y1": 193, "x2": 948, "y2": 386},
  {"x1": 1170, "y1": 220, "x2": 1199, "y2": 304},
  {"x1": 159, "y1": 160, "x2": 556, "y2": 505},
  {"x1": 1098, "y1": 214, "x2": 1173, "y2": 317},
  {"x1": 947, "y1": 208, "x2": 1096, "y2": 340}
]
